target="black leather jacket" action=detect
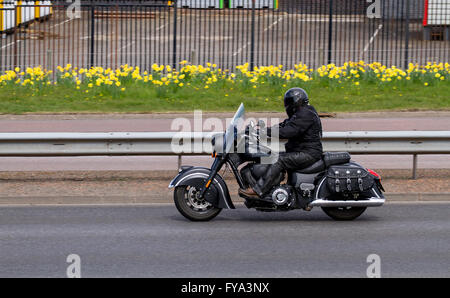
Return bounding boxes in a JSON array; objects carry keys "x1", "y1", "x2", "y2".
[{"x1": 267, "y1": 105, "x2": 323, "y2": 159}]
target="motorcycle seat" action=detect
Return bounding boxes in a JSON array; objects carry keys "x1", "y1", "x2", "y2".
[
  {"x1": 323, "y1": 152, "x2": 351, "y2": 167},
  {"x1": 295, "y1": 159, "x2": 326, "y2": 174},
  {"x1": 250, "y1": 152, "x2": 350, "y2": 177}
]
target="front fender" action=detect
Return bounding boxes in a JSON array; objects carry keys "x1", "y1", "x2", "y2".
[{"x1": 169, "y1": 167, "x2": 235, "y2": 209}]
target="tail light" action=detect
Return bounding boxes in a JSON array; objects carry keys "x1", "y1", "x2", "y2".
[{"x1": 367, "y1": 169, "x2": 381, "y2": 180}]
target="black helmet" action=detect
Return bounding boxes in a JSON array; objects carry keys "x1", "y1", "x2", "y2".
[{"x1": 284, "y1": 88, "x2": 309, "y2": 117}]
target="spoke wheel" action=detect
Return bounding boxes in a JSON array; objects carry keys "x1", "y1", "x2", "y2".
[{"x1": 174, "y1": 185, "x2": 222, "y2": 221}]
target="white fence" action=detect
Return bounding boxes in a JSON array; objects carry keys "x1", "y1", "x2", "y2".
[{"x1": 0, "y1": 1, "x2": 52, "y2": 33}]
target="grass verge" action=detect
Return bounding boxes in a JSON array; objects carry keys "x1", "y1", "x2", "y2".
[
  {"x1": 1, "y1": 80, "x2": 449, "y2": 114},
  {"x1": 1, "y1": 62, "x2": 449, "y2": 114}
]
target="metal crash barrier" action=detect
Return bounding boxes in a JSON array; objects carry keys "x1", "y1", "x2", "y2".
[{"x1": 0, "y1": 131, "x2": 449, "y2": 179}]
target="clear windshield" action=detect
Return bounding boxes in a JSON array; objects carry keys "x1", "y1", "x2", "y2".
[{"x1": 224, "y1": 103, "x2": 245, "y2": 154}]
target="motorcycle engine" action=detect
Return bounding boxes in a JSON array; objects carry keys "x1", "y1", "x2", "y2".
[{"x1": 270, "y1": 185, "x2": 295, "y2": 208}]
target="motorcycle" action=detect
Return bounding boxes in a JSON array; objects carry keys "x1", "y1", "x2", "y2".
[{"x1": 169, "y1": 104, "x2": 385, "y2": 221}]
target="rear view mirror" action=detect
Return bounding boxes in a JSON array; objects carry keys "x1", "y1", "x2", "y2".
[{"x1": 257, "y1": 120, "x2": 266, "y2": 129}]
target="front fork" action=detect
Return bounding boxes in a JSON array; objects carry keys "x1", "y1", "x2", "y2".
[{"x1": 198, "y1": 157, "x2": 226, "y2": 198}]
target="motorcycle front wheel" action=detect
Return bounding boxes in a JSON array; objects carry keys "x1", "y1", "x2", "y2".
[
  {"x1": 174, "y1": 185, "x2": 222, "y2": 221},
  {"x1": 321, "y1": 206, "x2": 367, "y2": 221}
]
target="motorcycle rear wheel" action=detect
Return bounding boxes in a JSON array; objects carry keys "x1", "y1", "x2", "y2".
[
  {"x1": 174, "y1": 185, "x2": 222, "y2": 221},
  {"x1": 321, "y1": 206, "x2": 367, "y2": 221}
]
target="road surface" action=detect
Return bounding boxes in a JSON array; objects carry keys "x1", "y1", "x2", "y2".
[{"x1": 0, "y1": 203, "x2": 448, "y2": 277}]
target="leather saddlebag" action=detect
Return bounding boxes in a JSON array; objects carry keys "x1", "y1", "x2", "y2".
[{"x1": 326, "y1": 165, "x2": 375, "y2": 194}]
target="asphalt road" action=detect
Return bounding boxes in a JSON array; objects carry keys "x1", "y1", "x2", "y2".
[{"x1": 0, "y1": 203, "x2": 448, "y2": 278}]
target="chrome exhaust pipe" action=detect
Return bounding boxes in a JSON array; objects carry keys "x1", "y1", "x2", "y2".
[{"x1": 309, "y1": 197, "x2": 385, "y2": 208}]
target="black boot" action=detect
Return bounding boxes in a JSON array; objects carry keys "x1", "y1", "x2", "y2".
[{"x1": 253, "y1": 164, "x2": 284, "y2": 197}]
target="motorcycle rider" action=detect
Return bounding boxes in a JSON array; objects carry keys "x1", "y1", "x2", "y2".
[{"x1": 239, "y1": 87, "x2": 323, "y2": 198}]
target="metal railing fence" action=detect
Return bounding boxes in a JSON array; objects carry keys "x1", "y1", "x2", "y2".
[{"x1": 1, "y1": 0, "x2": 449, "y2": 72}]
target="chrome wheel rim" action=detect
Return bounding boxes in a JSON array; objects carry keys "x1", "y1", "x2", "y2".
[{"x1": 185, "y1": 186, "x2": 213, "y2": 212}]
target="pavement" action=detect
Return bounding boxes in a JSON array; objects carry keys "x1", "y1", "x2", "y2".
[
  {"x1": 2, "y1": 111, "x2": 450, "y2": 132},
  {"x1": 0, "y1": 169, "x2": 449, "y2": 205},
  {"x1": 0, "y1": 203, "x2": 448, "y2": 278}
]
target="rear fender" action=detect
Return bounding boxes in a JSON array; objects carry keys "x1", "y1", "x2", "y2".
[{"x1": 169, "y1": 167, "x2": 235, "y2": 209}]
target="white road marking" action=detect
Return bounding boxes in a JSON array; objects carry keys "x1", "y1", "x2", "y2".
[
  {"x1": 106, "y1": 16, "x2": 180, "y2": 58},
  {"x1": 362, "y1": 24, "x2": 383, "y2": 55},
  {"x1": 233, "y1": 16, "x2": 284, "y2": 57},
  {"x1": 298, "y1": 17, "x2": 364, "y2": 23},
  {"x1": 51, "y1": 18, "x2": 73, "y2": 29},
  {"x1": 0, "y1": 18, "x2": 73, "y2": 50},
  {"x1": 0, "y1": 40, "x2": 20, "y2": 50},
  {"x1": 149, "y1": 16, "x2": 181, "y2": 38},
  {"x1": 156, "y1": 19, "x2": 173, "y2": 32},
  {"x1": 107, "y1": 41, "x2": 135, "y2": 58}
]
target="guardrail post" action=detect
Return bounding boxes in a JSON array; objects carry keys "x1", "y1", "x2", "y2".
[
  {"x1": 178, "y1": 155, "x2": 182, "y2": 170},
  {"x1": 412, "y1": 154, "x2": 418, "y2": 180}
]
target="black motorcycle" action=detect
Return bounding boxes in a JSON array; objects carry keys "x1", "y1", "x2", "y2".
[{"x1": 169, "y1": 104, "x2": 385, "y2": 221}]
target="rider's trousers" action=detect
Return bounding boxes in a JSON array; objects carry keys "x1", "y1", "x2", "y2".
[{"x1": 253, "y1": 151, "x2": 317, "y2": 197}]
